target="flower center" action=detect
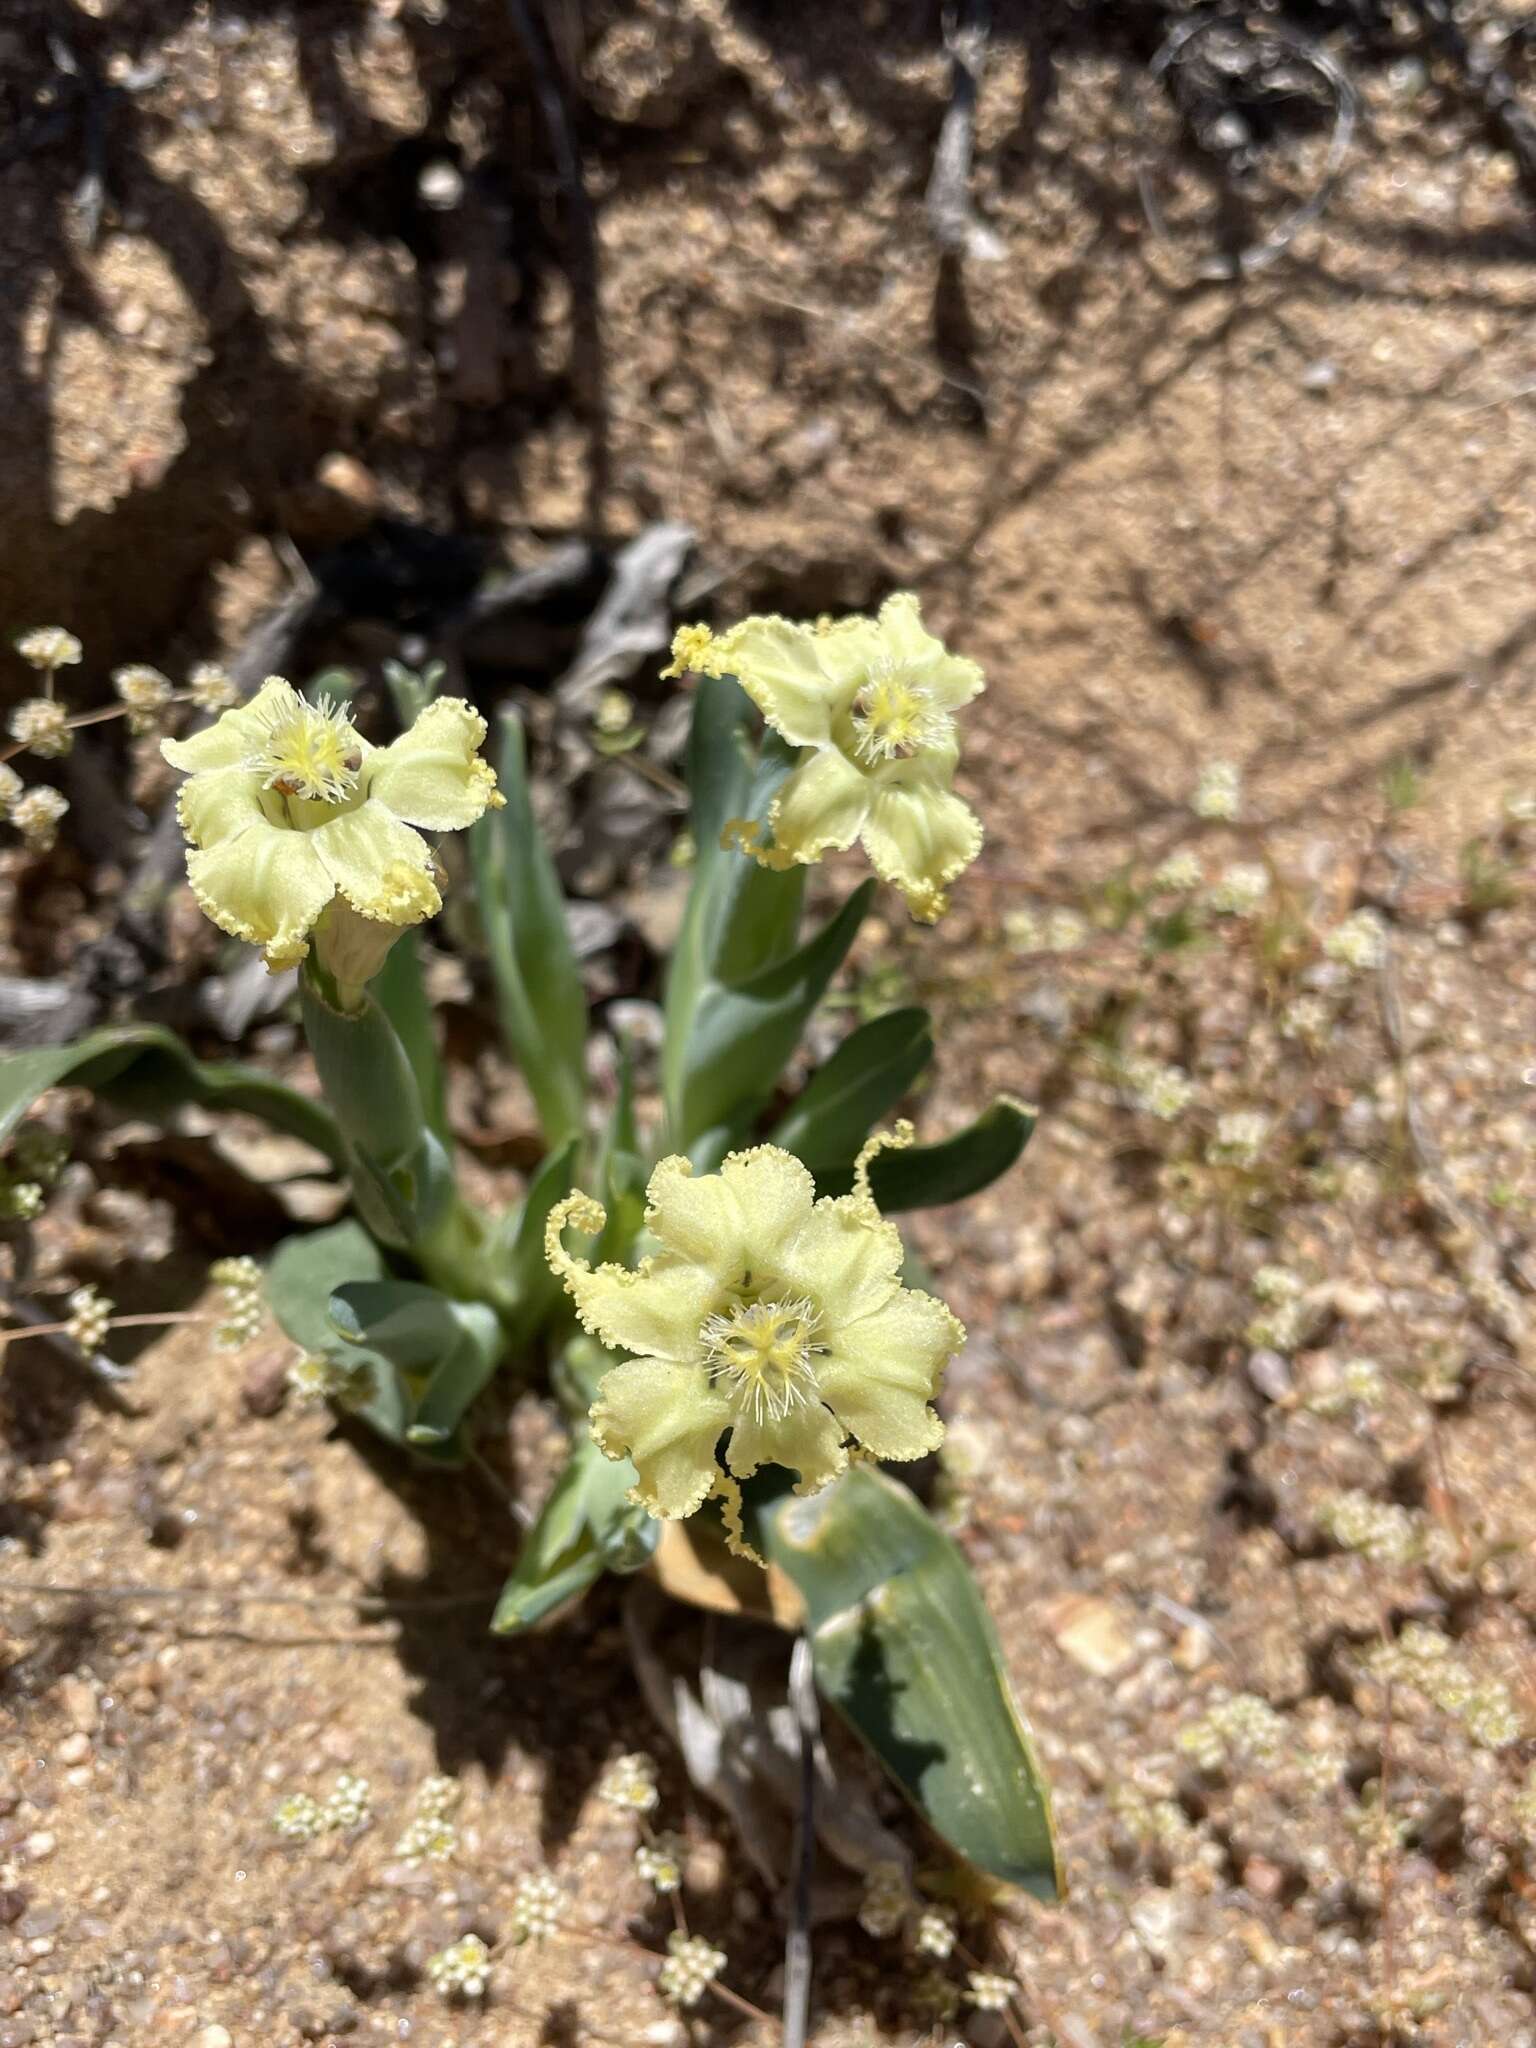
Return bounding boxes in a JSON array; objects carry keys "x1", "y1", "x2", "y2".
[
  {"x1": 248, "y1": 694, "x2": 363, "y2": 803},
  {"x1": 849, "y1": 660, "x2": 950, "y2": 763},
  {"x1": 702, "y1": 1296, "x2": 823, "y2": 1422}
]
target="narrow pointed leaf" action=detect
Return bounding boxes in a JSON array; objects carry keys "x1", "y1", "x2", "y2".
[
  {"x1": 469, "y1": 711, "x2": 588, "y2": 1148},
  {"x1": 491, "y1": 1435, "x2": 657, "y2": 1633},
  {"x1": 329, "y1": 1277, "x2": 502, "y2": 1455},
  {"x1": 0, "y1": 1024, "x2": 343, "y2": 1167},
  {"x1": 770, "y1": 1007, "x2": 934, "y2": 1171},
  {"x1": 676, "y1": 879, "x2": 875, "y2": 1154},
  {"x1": 814, "y1": 1098, "x2": 1036, "y2": 1210},
  {"x1": 499, "y1": 1138, "x2": 579, "y2": 1346},
  {"x1": 747, "y1": 1465, "x2": 1060, "y2": 1898},
  {"x1": 371, "y1": 930, "x2": 450, "y2": 1149}
]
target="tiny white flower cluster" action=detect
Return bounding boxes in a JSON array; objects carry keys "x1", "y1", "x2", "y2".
[
  {"x1": 65, "y1": 1284, "x2": 114, "y2": 1352},
  {"x1": 967, "y1": 1970, "x2": 1018, "y2": 2013},
  {"x1": 509, "y1": 1870, "x2": 562, "y2": 1943},
  {"x1": 287, "y1": 1350, "x2": 372, "y2": 1410},
  {"x1": 0, "y1": 1175, "x2": 45, "y2": 1221},
  {"x1": 187, "y1": 662, "x2": 239, "y2": 713},
  {"x1": 593, "y1": 687, "x2": 636, "y2": 737},
  {"x1": 112, "y1": 664, "x2": 175, "y2": 736},
  {"x1": 1003, "y1": 905, "x2": 1089, "y2": 954},
  {"x1": 657, "y1": 1930, "x2": 726, "y2": 2008},
  {"x1": 272, "y1": 1772, "x2": 372, "y2": 1841},
  {"x1": 210, "y1": 1255, "x2": 263, "y2": 1350},
  {"x1": 1307, "y1": 1355, "x2": 1386, "y2": 1416},
  {"x1": 1151, "y1": 848, "x2": 1202, "y2": 893},
  {"x1": 1324, "y1": 908, "x2": 1386, "y2": 971},
  {"x1": 1247, "y1": 1264, "x2": 1309, "y2": 1353},
  {"x1": 7, "y1": 783, "x2": 69, "y2": 850},
  {"x1": 1178, "y1": 1690, "x2": 1288, "y2": 1772},
  {"x1": 1192, "y1": 759, "x2": 1241, "y2": 821},
  {"x1": 16, "y1": 627, "x2": 83, "y2": 672},
  {"x1": 1123, "y1": 1056, "x2": 1195, "y2": 1121},
  {"x1": 9, "y1": 697, "x2": 73, "y2": 759},
  {"x1": 1316, "y1": 1489, "x2": 1424, "y2": 1568},
  {"x1": 394, "y1": 1774, "x2": 462, "y2": 1866},
  {"x1": 1365, "y1": 1624, "x2": 1523, "y2": 1749},
  {"x1": 1207, "y1": 861, "x2": 1269, "y2": 916},
  {"x1": 1208, "y1": 1109, "x2": 1270, "y2": 1168},
  {"x1": 598, "y1": 1750, "x2": 660, "y2": 1815},
  {"x1": 634, "y1": 1831, "x2": 685, "y2": 1894},
  {"x1": 913, "y1": 1905, "x2": 958, "y2": 1959},
  {"x1": 1280, "y1": 993, "x2": 1330, "y2": 1044},
  {"x1": 272, "y1": 1792, "x2": 327, "y2": 1841},
  {"x1": 426, "y1": 1931, "x2": 491, "y2": 2001},
  {"x1": 325, "y1": 1771, "x2": 372, "y2": 1830}
]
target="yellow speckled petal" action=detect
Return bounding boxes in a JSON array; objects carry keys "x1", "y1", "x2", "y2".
[
  {"x1": 590, "y1": 1355, "x2": 732, "y2": 1520},
  {"x1": 566, "y1": 1254, "x2": 719, "y2": 1363},
  {"x1": 644, "y1": 1155, "x2": 749, "y2": 1280},
  {"x1": 776, "y1": 1195, "x2": 904, "y2": 1321},
  {"x1": 161, "y1": 676, "x2": 298, "y2": 773},
  {"x1": 308, "y1": 800, "x2": 437, "y2": 921},
  {"x1": 817, "y1": 1288, "x2": 958, "y2": 1460},
  {"x1": 176, "y1": 765, "x2": 266, "y2": 850},
  {"x1": 766, "y1": 747, "x2": 872, "y2": 866},
  {"x1": 706, "y1": 616, "x2": 841, "y2": 747},
  {"x1": 859, "y1": 782, "x2": 984, "y2": 922},
  {"x1": 724, "y1": 1396, "x2": 848, "y2": 1496},
  {"x1": 874, "y1": 593, "x2": 986, "y2": 711},
  {"x1": 365, "y1": 697, "x2": 502, "y2": 830},
  {"x1": 718, "y1": 1147, "x2": 818, "y2": 1275},
  {"x1": 185, "y1": 816, "x2": 335, "y2": 971}
]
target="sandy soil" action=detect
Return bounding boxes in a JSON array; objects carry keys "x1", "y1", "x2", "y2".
[{"x1": 5, "y1": 5, "x2": 1536, "y2": 2044}]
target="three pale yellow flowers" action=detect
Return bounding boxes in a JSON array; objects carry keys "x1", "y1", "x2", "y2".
[
  {"x1": 666, "y1": 592, "x2": 986, "y2": 922},
  {"x1": 161, "y1": 677, "x2": 503, "y2": 979},
  {"x1": 549, "y1": 1135, "x2": 960, "y2": 1525}
]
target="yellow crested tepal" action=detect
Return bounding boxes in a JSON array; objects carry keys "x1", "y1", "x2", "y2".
[
  {"x1": 546, "y1": 1131, "x2": 962, "y2": 1527},
  {"x1": 666, "y1": 592, "x2": 986, "y2": 922},
  {"x1": 161, "y1": 677, "x2": 503, "y2": 991}
]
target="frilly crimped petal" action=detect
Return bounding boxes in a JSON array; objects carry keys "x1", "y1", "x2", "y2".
[
  {"x1": 589, "y1": 1355, "x2": 732, "y2": 1519},
  {"x1": 548, "y1": 1186, "x2": 719, "y2": 1360},
  {"x1": 817, "y1": 1288, "x2": 960, "y2": 1460},
  {"x1": 723, "y1": 1396, "x2": 848, "y2": 1497},
  {"x1": 185, "y1": 819, "x2": 335, "y2": 971},
  {"x1": 308, "y1": 800, "x2": 437, "y2": 921},
  {"x1": 705, "y1": 615, "x2": 842, "y2": 748},
  {"x1": 859, "y1": 782, "x2": 984, "y2": 924},
  {"x1": 160, "y1": 676, "x2": 297, "y2": 773},
  {"x1": 765, "y1": 746, "x2": 873, "y2": 867},
  {"x1": 364, "y1": 697, "x2": 504, "y2": 831}
]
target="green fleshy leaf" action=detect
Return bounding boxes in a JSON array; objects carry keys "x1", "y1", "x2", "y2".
[
  {"x1": 371, "y1": 930, "x2": 451, "y2": 1150},
  {"x1": 663, "y1": 676, "x2": 806, "y2": 1149},
  {"x1": 675, "y1": 880, "x2": 876, "y2": 1158},
  {"x1": 814, "y1": 1098, "x2": 1036, "y2": 1211},
  {"x1": 491, "y1": 1433, "x2": 657, "y2": 1634},
  {"x1": 747, "y1": 1466, "x2": 1060, "y2": 1898},
  {"x1": 498, "y1": 1138, "x2": 579, "y2": 1347},
  {"x1": 265, "y1": 1221, "x2": 408, "y2": 1450},
  {"x1": 770, "y1": 1007, "x2": 934, "y2": 1172},
  {"x1": 469, "y1": 712, "x2": 588, "y2": 1149},
  {"x1": 0, "y1": 1024, "x2": 344, "y2": 1168},
  {"x1": 329, "y1": 1277, "x2": 502, "y2": 1455}
]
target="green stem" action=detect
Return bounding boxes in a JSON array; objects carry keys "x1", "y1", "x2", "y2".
[{"x1": 297, "y1": 960, "x2": 512, "y2": 1316}]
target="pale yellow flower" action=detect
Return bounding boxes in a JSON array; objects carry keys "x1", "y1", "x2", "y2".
[
  {"x1": 692, "y1": 594, "x2": 985, "y2": 921},
  {"x1": 161, "y1": 678, "x2": 503, "y2": 977},
  {"x1": 546, "y1": 1132, "x2": 958, "y2": 1523}
]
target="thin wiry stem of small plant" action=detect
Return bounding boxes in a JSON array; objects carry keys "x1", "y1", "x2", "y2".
[
  {"x1": 0, "y1": 1579, "x2": 499, "y2": 1613},
  {"x1": 553, "y1": 1922, "x2": 775, "y2": 2025},
  {"x1": 782, "y1": 1634, "x2": 818, "y2": 2048},
  {"x1": 0, "y1": 1308, "x2": 212, "y2": 1349}
]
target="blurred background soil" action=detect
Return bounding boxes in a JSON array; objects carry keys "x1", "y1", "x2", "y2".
[{"x1": 5, "y1": 3, "x2": 1536, "y2": 2044}]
